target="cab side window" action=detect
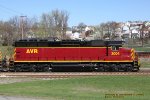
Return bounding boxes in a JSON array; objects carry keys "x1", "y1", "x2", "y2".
[{"x1": 112, "y1": 46, "x2": 119, "y2": 51}]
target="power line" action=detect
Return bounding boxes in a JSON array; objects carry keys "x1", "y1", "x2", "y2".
[{"x1": 0, "y1": 3, "x2": 23, "y2": 15}]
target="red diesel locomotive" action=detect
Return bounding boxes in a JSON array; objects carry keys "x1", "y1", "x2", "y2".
[{"x1": 12, "y1": 39, "x2": 140, "y2": 72}]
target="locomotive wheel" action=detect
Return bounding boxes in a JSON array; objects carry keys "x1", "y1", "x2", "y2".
[
  {"x1": 96, "y1": 67, "x2": 105, "y2": 72},
  {"x1": 95, "y1": 64, "x2": 105, "y2": 72},
  {"x1": 111, "y1": 64, "x2": 119, "y2": 72},
  {"x1": 133, "y1": 67, "x2": 139, "y2": 72},
  {"x1": 43, "y1": 67, "x2": 51, "y2": 72},
  {"x1": 30, "y1": 67, "x2": 36, "y2": 72},
  {"x1": 113, "y1": 66, "x2": 119, "y2": 72},
  {"x1": 126, "y1": 66, "x2": 133, "y2": 72},
  {"x1": 15, "y1": 67, "x2": 22, "y2": 72}
]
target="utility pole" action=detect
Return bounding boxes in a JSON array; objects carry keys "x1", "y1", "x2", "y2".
[
  {"x1": 140, "y1": 23, "x2": 144, "y2": 47},
  {"x1": 20, "y1": 16, "x2": 27, "y2": 39}
]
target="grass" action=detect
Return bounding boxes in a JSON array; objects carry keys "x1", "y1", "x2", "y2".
[
  {"x1": 125, "y1": 45, "x2": 150, "y2": 52},
  {"x1": 134, "y1": 47, "x2": 150, "y2": 52},
  {"x1": 0, "y1": 76, "x2": 149, "y2": 100}
]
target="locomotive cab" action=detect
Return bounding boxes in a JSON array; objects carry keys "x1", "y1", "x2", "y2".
[
  {"x1": 106, "y1": 40, "x2": 123, "y2": 57},
  {"x1": 104, "y1": 41, "x2": 140, "y2": 72}
]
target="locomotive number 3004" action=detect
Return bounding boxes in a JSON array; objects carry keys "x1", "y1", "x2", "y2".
[{"x1": 111, "y1": 52, "x2": 120, "y2": 56}]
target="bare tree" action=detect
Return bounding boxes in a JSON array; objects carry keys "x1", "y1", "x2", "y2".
[
  {"x1": 77, "y1": 22, "x2": 87, "y2": 33},
  {"x1": 26, "y1": 17, "x2": 39, "y2": 38},
  {"x1": 40, "y1": 9, "x2": 69, "y2": 39},
  {"x1": 139, "y1": 22, "x2": 150, "y2": 46},
  {"x1": 93, "y1": 23, "x2": 106, "y2": 39},
  {"x1": 96, "y1": 21, "x2": 120, "y2": 40},
  {"x1": 1, "y1": 22, "x2": 13, "y2": 45},
  {"x1": 40, "y1": 13, "x2": 50, "y2": 38},
  {"x1": 50, "y1": 9, "x2": 69, "y2": 39},
  {"x1": 0, "y1": 16, "x2": 20, "y2": 45},
  {"x1": 109, "y1": 22, "x2": 120, "y2": 39}
]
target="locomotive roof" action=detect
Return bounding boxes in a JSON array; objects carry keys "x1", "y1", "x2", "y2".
[{"x1": 14, "y1": 39, "x2": 124, "y2": 47}]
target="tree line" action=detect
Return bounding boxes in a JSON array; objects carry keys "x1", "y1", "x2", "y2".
[
  {"x1": 0, "y1": 9, "x2": 69, "y2": 46},
  {"x1": 0, "y1": 9, "x2": 150, "y2": 46}
]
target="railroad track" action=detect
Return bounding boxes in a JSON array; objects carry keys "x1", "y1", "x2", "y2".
[
  {"x1": 0, "y1": 68, "x2": 149, "y2": 78},
  {"x1": 0, "y1": 71, "x2": 150, "y2": 78}
]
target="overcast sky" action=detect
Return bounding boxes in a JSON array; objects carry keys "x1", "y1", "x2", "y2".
[{"x1": 0, "y1": 0, "x2": 149, "y2": 26}]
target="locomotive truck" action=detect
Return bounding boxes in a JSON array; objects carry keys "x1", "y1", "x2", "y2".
[{"x1": 7, "y1": 39, "x2": 140, "y2": 72}]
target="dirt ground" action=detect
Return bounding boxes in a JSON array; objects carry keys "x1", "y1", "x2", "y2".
[
  {"x1": 0, "y1": 77, "x2": 35, "y2": 84},
  {"x1": 0, "y1": 95, "x2": 44, "y2": 100}
]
